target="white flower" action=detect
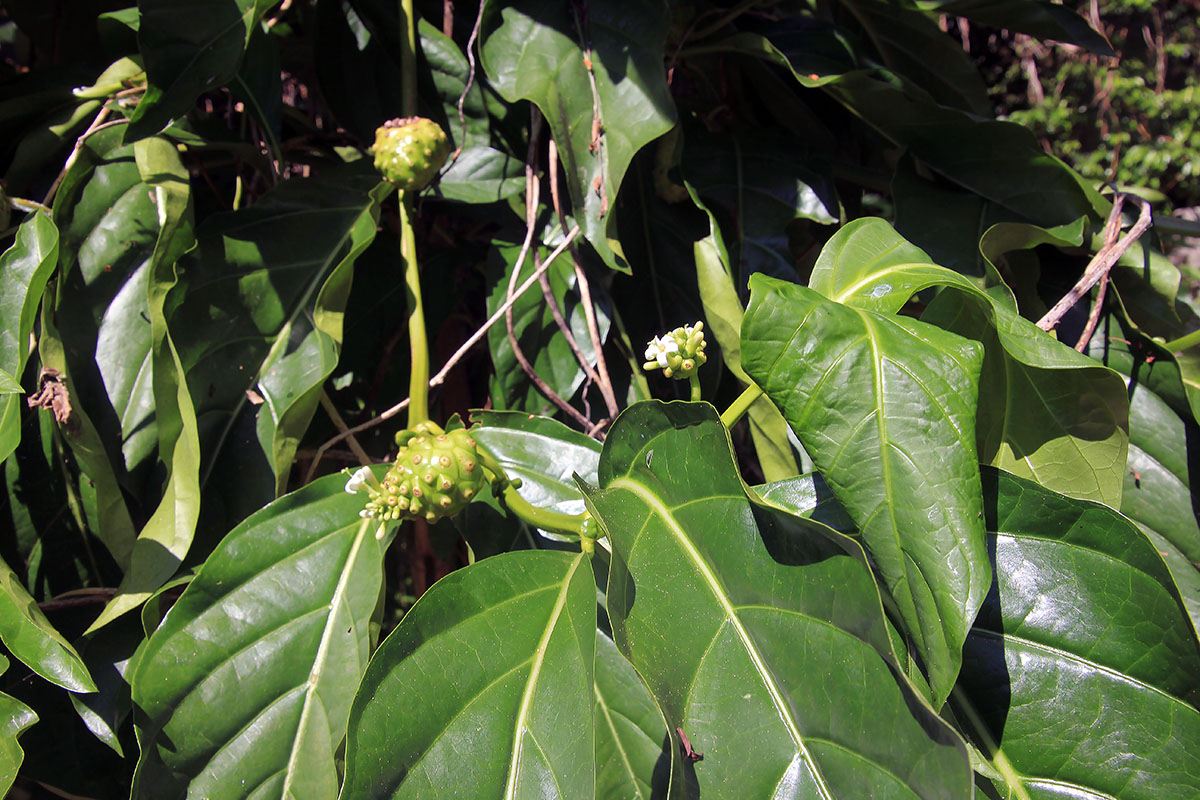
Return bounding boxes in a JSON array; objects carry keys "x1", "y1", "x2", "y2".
[{"x1": 345, "y1": 466, "x2": 372, "y2": 494}]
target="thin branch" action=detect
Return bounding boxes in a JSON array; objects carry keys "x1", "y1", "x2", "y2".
[
  {"x1": 318, "y1": 389, "x2": 372, "y2": 465},
  {"x1": 547, "y1": 137, "x2": 619, "y2": 421},
  {"x1": 42, "y1": 112, "x2": 122, "y2": 207},
  {"x1": 504, "y1": 113, "x2": 591, "y2": 426},
  {"x1": 1037, "y1": 194, "x2": 1154, "y2": 335},
  {"x1": 304, "y1": 225, "x2": 582, "y2": 482},
  {"x1": 448, "y1": 0, "x2": 487, "y2": 168}
]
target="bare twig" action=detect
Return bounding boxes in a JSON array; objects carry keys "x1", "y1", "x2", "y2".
[
  {"x1": 449, "y1": 0, "x2": 487, "y2": 166},
  {"x1": 318, "y1": 389, "x2": 372, "y2": 465},
  {"x1": 1037, "y1": 194, "x2": 1154, "y2": 336},
  {"x1": 547, "y1": 137, "x2": 619, "y2": 421},
  {"x1": 504, "y1": 115, "x2": 592, "y2": 426},
  {"x1": 303, "y1": 226, "x2": 581, "y2": 482}
]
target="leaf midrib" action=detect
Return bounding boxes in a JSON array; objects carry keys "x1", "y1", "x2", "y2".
[{"x1": 613, "y1": 475, "x2": 834, "y2": 800}]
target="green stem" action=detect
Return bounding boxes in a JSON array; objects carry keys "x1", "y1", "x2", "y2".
[
  {"x1": 499, "y1": 483, "x2": 589, "y2": 537},
  {"x1": 720, "y1": 382, "x2": 763, "y2": 428},
  {"x1": 399, "y1": 0, "x2": 418, "y2": 118},
  {"x1": 400, "y1": 195, "x2": 428, "y2": 426},
  {"x1": 689, "y1": 375, "x2": 702, "y2": 402},
  {"x1": 1162, "y1": 328, "x2": 1200, "y2": 353}
]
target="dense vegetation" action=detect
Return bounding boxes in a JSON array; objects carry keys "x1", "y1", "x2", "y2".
[{"x1": 0, "y1": 0, "x2": 1197, "y2": 798}]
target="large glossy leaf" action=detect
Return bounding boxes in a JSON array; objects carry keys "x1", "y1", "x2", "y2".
[
  {"x1": 0, "y1": 556, "x2": 96, "y2": 693},
  {"x1": 128, "y1": 0, "x2": 271, "y2": 139},
  {"x1": 0, "y1": 213, "x2": 58, "y2": 466},
  {"x1": 957, "y1": 468, "x2": 1200, "y2": 798},
  {"x1": 481, "y1": 0, "x2": 677, "y2": 271},
  {"x1": 342, "y1": 549, "x2": 595, "y2": 799},
  {"x1": 583, "y1": 401, "x2": 972, "y2": 797},
  {"x1": 130, "y1": 471, "x2": 385, "y2": 799},
  {"x1": 594, "y1": 630, "x2": 672, "y2": 800},
  {"x1": 809, "y1": 218, "x2": 1129, "y2": 507},
  {"x1": 742, "y1": 274, "x2": 989, "y2": 705},
  {"x1": 88, "y1": 136, "x2": 200, "y2": 633},
  {"x1": 0, "y1": 656, "x2": 38, "y2": 796}
]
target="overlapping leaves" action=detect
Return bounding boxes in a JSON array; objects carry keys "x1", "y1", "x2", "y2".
[{"x1": 584, "y1": 401, "x2": 972, "y2": 798}]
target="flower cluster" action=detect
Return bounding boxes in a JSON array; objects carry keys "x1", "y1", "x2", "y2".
[{"x1": 644, "y1": 321, "x2": 707, "y2": 379}]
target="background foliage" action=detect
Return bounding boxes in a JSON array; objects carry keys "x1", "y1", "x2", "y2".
[{"x1": 0, "y1": 0, "x2": 1198, "y2": 798}]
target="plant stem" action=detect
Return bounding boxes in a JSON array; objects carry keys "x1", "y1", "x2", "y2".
[
  {"x1": 720, "y1": 383, "x2": 763, "y2": 428},
  {"x1": 499, "y1": 483, "x2": 589, "y2": 537},
  {"x1": 689, "y1": 375, "x2": 702, "y2": 401},
  {"x1": 400, "y1": 195, "x2": 429, "y2": 427},
  {"x1": 399, "y1": 0, "x2": 418, "y2": 118},
  {"x1": 1162, "y1": 327, "x2": 1200, "y2": 353}
]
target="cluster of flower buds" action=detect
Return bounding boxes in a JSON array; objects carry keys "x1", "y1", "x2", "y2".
[
  {"x1": 346, "y1": 426, "x2": 485, "y2": 524},
  {"x1": 644, "y1": 321, "x2": 707, "y2": 379}
]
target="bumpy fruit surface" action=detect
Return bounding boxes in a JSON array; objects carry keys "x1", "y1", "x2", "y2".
[
  {"x1": 364, "y1": 428, "x2": 485, "y2": 523},
  {"x1": 372, "y1": 117, "x2": 450, "y2": 191}
]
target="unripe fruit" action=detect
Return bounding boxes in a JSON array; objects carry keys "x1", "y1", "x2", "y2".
[
  {"x1": 364, "y1": 428, "x2": 485, "y2": 523},
  {"x1": 372, "y1": 117, "x2": 450, "y2": 191}
]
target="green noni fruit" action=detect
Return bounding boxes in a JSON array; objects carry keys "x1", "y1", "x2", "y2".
[
  {"x1": 361, "y1": 427, "x2": 485, "y2": 524},
  {"x1": 372, "y1": 117, "x2": 450, "y2": 191}
]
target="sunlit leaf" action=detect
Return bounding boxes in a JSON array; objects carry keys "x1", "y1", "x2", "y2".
[
  {"x1": 585, "y1": 401, "x2": 973, "y2": 797},
  {"x1": 342, "y1": 549, "x2": 595, "y2": 799},
  {"x1": 131, "y1": 471, "x2": 385, "y2": 799},
  {"x1": 743, "y1": 275, "x2": 989, "y2": 705}
]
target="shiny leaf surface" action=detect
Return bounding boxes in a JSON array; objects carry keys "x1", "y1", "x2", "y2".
[
  {"x1": 958, "y1": 468, "x2": 1200, "y2": 799},
  {"x1": 585, "y1": 401, "x2": 973, "y2": 798},
  {"x1": 342, "y1": 549, "x2": 595, "y2": 799},
  {"x1": 131, "y1": 471, "x2": 385, "y2": 799},
  {"x1": 742, "y1": 275, "x2": 989, "y2": 705},
  {"x1": 594, "y1": 630, "x2": 672, "y2": 800}
]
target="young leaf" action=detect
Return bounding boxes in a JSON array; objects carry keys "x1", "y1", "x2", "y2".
[
  {"x1": 0, "y1": 213, "x2": 59, "y2": 466},
  {"x1": 0, "y1": 557, "x2": 97, "y2": 693},
  {"x1": 480, "y1": 0, "x2": 677, "y2": 271},
  {"x1": 957, "y1": 468, "x2": 1200, "y2": 797},
  {"x1": 742, "y1": 275, "x2": 990, "y2": 706},
  {"x1": 342, "y1": 550, "x2": 596, "y2": 799},
  {"x1": 130, "y1": 471, "x2": 385, "y2": 799},
  {"x1": 87, "y1": 136, "x2": 199, "y2": 633},
  {"x1": 584, "y1": 401, "x2": 973, "y2": 798}
]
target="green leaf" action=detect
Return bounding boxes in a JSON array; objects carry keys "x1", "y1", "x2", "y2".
[
  {"x1": 742, "y1": 275, "x2": 989, "y2": 705},
  {"x1": 253, "y1": 176, "x2": 389, "y2": 495},
  {"x1": 839, "y1": 0, "x2": 991, "y2": 114},
  {"x1": 594, "y1": 630, "x2": 672, "y2": 800},
  {"x1": 584, "y1": 401, "x2": 972, "y2": 797},
  {"x1": 917, "y1": 0, "x2": 1113, "y2": 55},
  {"x1": 128, "y1": 0, "x2": 271, "y2": 139},
  {"x1": 0, "y1": 556, "x2": 97, "y2": 692},
  {"x1": 956, "y1": 468, "x2": 1200, "y2": 798},
  {"x1": 342, "y1": 549, "x2": 596, "y2": 799},
  {"x1": 808, "y1": 218, "x2": 1129, "y2": 507},
  {"x1": 418, "y1": 16, "x2": 491, "y2": 151},
  {"x1": 88, "y1": 136, "x2": 199, "y2": 632},
  {"x1": 481, "y1": 0, "x2": 677, "y2": 271},
  {"x1": 0, "y1": 213, "x2": 58, "y2": 465},
  {"x1": 434, "y1": 146, "x2": 526, "y2": 204},
  {"x1": 0, "y1": 370, "x2": 20, "y2": 395},
  {"x1": 690, "y1": 192, "x2": 799, "y2": 482},
  {"x1": 130, "y1": 471, "x2": 385, "y2": 799},
  {"x1": 0, "y1": 657, "x2": 38, "y2": 797}
]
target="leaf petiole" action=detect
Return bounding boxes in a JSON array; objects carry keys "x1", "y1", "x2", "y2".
[{"x1": 720, "y1": 382, "x2": 763, "y2": 428}]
